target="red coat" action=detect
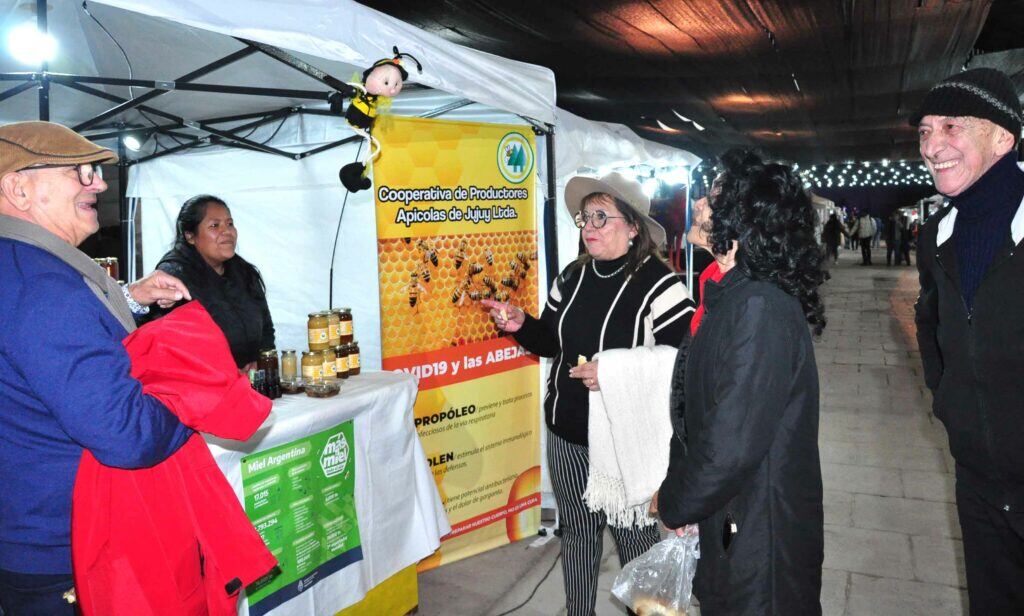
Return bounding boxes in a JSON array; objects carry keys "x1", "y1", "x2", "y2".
[{"x1": 72, "y1": 302, "x2": 277, "y2": 615}]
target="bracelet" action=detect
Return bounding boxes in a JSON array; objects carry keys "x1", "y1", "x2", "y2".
[{"x1": 121, "y1": 284, "x2": 150, "y2": 316}]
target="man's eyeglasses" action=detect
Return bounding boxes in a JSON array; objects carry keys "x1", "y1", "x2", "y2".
[
  {"x1": 21, "y1": 163, "x2": 103, "y2": 187},
  {"x1": 574, "y1": 210, "x2": 626, "y2": 229}
]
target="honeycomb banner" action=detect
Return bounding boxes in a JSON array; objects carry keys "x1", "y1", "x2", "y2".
[{"x1": 373, "y1": 116, "x2": 541, "y2": 570}]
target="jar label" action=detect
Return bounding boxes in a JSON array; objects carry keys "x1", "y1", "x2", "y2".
[
  {"x1": 339, "y1": 321, "x2": 353, "y2": 336},
  {"x1": 328, "y1": 323, "x2": 340, "y2": 340},
  {"x1": 323, "y1": 362, "x2": 337, "y2": 377},
  {"x1": 335, "y1": 358, "x2": 349, "y2": 373},
  {"x1": 349, "y1": 353, "x2": 361, "y2": 369},
  {"x1": 308, "y1": 327, "x2": 328, "y2": 344},
  {"x1": 302, "y1": 365, "x2": 320, "y2": 380}
]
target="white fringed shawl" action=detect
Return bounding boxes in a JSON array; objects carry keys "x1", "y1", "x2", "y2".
[{"x1": 584, "y1": 345, "x2": 677, "y2": 527}]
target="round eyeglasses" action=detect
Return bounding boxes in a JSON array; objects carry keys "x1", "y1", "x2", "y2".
[
  {"x1": 21, "y1": 163, "x2": 103, "y2": 187},
  {"x1": 574, "y1": 210, "x2": 626, "y2": 229}
]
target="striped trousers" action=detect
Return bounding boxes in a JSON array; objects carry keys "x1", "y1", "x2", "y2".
[{"x1": 548, "y1": 430, "x2": 661, "y2": 616}]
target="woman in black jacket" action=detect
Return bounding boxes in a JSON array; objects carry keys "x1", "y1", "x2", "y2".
[
  {"x1": 655, "y1": 150, "x2": 827, "y2": 615},
  {"x1": 153, "y1": 195, "x2": 275, "y2": 369}
]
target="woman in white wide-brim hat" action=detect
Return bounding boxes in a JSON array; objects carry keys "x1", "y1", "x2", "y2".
[{"x1": 483, "y1": 171, "x2": 695, "y2": 616}]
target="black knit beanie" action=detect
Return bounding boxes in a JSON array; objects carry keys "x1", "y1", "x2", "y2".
[{"x1": 910, "y1": 68, "x2": 1022, "y2": 143}]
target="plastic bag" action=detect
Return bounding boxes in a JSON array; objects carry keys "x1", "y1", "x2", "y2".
[{"x1": 611, "y1": 530, "x2": 700, "y2": 616}]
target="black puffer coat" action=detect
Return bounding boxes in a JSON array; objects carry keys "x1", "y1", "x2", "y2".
[{"x1": 659, "y1": 269, "x2": 823, "y2": 615}]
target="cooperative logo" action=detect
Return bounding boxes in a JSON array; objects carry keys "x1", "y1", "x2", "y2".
[
  {"x1": 497, "y1": 132, "x2": 534, "y2": 184},
  {"x1": 320, "y1": 432, "x2": 350, "y2": 478}
]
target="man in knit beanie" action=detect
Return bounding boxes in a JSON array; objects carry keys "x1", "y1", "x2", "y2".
[{"x1": 913, "y1": 67, "x2": 1024, "y2": 614}]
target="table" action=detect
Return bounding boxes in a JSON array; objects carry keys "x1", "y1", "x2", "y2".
[{"x1": 205, "y1": 372, "x2": 450, "y2": 616}]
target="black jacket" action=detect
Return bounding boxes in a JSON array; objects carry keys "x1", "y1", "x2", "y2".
[
  {"x1": 915, "y1": 202, "x2": 1024, "y2": 509},
  {"x1": 154, "y1": 246, "x2": 275, "y2": 368},
  {"x1": 659, "y1": 269, "x2": 823, "y2": 615}
]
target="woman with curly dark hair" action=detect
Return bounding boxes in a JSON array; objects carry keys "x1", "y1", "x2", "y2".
[{"x1": 652, "y1": 149, "x2": 826, "y2": 615}]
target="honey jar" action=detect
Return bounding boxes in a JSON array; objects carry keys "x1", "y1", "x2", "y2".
[
  {"x1": 327, "y1": 310, "x2": 341, "y2": 347},
  {"x1": 334, "y1": 344, "x2": 350, "y2": 379},
  {"x1": 307, "y1": 312, "x2": 330, "y2": 351},
  {"x1": 280, "y1": 350, "x2": 297, "y2": 380},
  {"x1": 322, "y1": 347, "x2": 338, "y2": 379},
  {"x1": 336, "y1": 308, "x2": 354, "y2": 344},
  {"x1": 301, "y1": 350, "x2": 323, "y2": 381},
  {"x1": 347, "y1": 340, "x2": 361, "y2": 376}
]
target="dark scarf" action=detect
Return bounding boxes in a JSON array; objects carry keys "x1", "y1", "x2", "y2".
[
  {"x1": 0, "y1": 214, "x2": 136, "y2": 332},
  {"x1": 951, "y1": 152, "x2": 1024, "y2": 311}
]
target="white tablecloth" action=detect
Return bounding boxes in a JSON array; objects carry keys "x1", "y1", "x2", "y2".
[{"x1": 205, "y1": 371, "x2": 450, "y2": 616}]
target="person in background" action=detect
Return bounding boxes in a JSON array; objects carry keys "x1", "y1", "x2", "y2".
[
  {"x1": 0, "y1": 121, "x2": 193, "y2": 614},
  {"x1": 851, "y1": 209, "x2": 876, "y2": 265},
  {"x1": 885, "y1": 211, "x2": 903, "y2": 266},
  {"x1": 482, "y1": 172, "x2": 694, "y2": 616},
  {"x1": 822, "y1": 212, "x2": 843, "y2": 264},
  {"x1": 653, "y1": 149, "x2": 826, "y2": 615},
  {"x1": 913, "y1": 67, "x2": 1024, "y2": 615},
  {"x1": 153, "y1": 195, "x2": 275, "y2": 370},
  {"x1": 898, "y1": 214, "x2": 913, "y2": 265}
]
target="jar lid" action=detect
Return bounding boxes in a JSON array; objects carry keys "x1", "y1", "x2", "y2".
[
  {"x1": 259, "y1": 349, "x2": 278, "y2": 358},
  {"x1": 301, "y1": 350, "x2": 316, "y2": 357},
  {"x1": 336, "y1": 307, "x2": 352, "y2": 313},
  {"x1": 308, "y1": 312, "x2": 322, "y2": 318},
  {"x1": 281, "y1": 349, "x2": 296, "y2": 354}
]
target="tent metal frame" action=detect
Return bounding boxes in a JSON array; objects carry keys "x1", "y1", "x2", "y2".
[{"x1": 1, "y1": 0, "x2": 559, "y2": 291}]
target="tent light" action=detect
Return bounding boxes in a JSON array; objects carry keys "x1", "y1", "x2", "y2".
[
  {"x1": 122, "y1": 134, "x2": 143, "y2": 151},
  {"x1": 7, "y1": 21, "x2": 57, "y2": 66}
]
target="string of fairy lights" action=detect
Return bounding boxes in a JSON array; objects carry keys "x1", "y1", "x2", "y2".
[
  {"x1": 692, "y1": 159, "x2": 934, "y2": 192},
  {"x1": 588, "y1": 158, "x2": 934, "y2": 201}
]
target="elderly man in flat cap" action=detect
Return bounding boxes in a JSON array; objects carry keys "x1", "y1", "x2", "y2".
[
  {"x1": 913, "y1": 68, "x2": 1024, "y2": 614},
  {"x1": 0, "y1": 122, "x2": 195, "y2": 613}
]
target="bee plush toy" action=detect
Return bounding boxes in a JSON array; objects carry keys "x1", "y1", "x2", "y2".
[{"x1": 333, "y1": 46, "x2": 422, "y2": 193}]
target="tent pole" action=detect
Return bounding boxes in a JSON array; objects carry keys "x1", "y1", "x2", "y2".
[
  {"x1": 0, "y1": 81, "x2": 35, "y2": 103},
  {"x1": 52, "y1": 74, "x2": 329, "y2": 101},
  {"x1": 61, "y1": 81, "x2": 297, "y2": 159},
  {"x1": 236, "y1": 38, "x2": 352, "y2": 93},
  {"x1": 117, "y1": 134, "x2": 130, "y2": 282},
  {"x1": 74, "y1": 47, "x2": 259, "y2": 132},
  {"x1": 36, "y1": 0, "x2": 49, "y2": 121},
  {"x1": 543, "y1": 127, "x2": 558, "y2": 291}
]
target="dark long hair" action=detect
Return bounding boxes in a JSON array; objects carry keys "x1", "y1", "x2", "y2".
[
  {"x1": 708, "y1": 149, "x2": 827, "y2": 334},
  {"x1": 169, "y1": 194, "x2": 265, "y2": 296},
  {"x1": 572, "y1": 192, "x2": 662, "y2": 276}
]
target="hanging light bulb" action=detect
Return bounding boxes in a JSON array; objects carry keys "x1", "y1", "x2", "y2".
[
  {"x1": 122, "y1": 133, "x2": 143, "y2": 151},
  {"x1": 7, "y1": 21, "x2": 57, "y2": 66}
]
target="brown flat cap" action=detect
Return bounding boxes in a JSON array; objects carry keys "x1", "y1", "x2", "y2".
[{"x1": 0, "y1": 121, "x2": 117, "y2": 178}]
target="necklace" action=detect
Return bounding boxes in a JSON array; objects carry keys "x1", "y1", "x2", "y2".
[{"x1": 591, "y1": 259, "x2": 626, "y2": 279}]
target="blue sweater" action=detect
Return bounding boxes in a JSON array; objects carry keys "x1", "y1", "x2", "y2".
[{"x1": 0, "y1": 239, "x2": 192, "y2": 574}]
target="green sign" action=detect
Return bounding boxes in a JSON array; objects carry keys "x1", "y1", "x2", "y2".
[{"x1": 241, "y1": 421, "x2": 362, "y2": 616}]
